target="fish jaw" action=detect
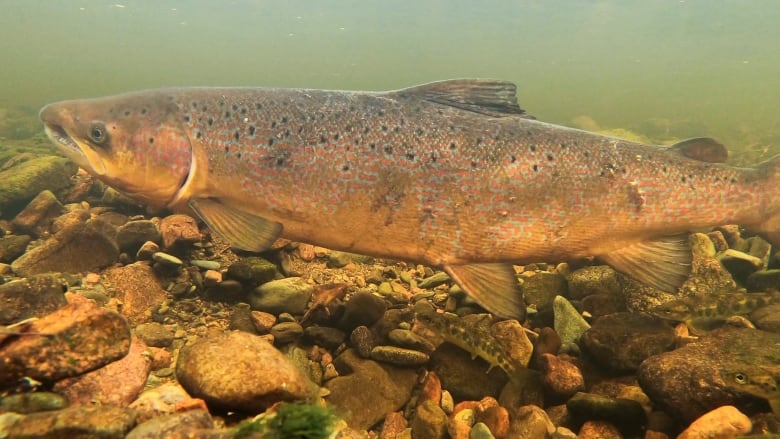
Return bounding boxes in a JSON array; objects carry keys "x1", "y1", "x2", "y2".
[{"x1": 39, "y1": 94, "x2": 193, "y2": 208}]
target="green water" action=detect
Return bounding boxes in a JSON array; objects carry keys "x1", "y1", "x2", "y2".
[{"x1": 2, "y1": 0, "x2": 780, "y2": 162}]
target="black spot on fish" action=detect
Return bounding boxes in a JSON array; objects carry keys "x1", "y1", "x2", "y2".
[
  {"x1": 381, "y1": 125, "x2": 388, "y2": 132},
  {"x1": 471, "y1": 161, "x2": 478, "y2": 169},
  {"x1": 255, "y1": 103, "x2": 263, "y2": 110},
  {"x1": 202, "y1": 105, "x2": 208, "y2": 112},
  {"x1": 584, "y1": 151, "x2": 590, "y2": 158},
  {"x1": 378, "y1": 109, "x2": 385, "y2": 116},
  {"x1": 394, "y1": 126, "x2": 401, "y2": 134},
  {"x1": 546, "y1": 154, "x2": 554, "y2": 161},
  {"x1": 141, "y1": 108, "x2": 147, "y2": 115},
  {"x1": 370, "y1": 143, "x2": 376, "y2": 150},
  {"x1": 532, "y1": 164, "x2": 538, "y2": 172},
  {"x1": 342, "y1": 164, "x2": 350, "y2": 171},
  {"x1": 510, "y1": 155, "x2": 516, "y2": 163},
  {"x1": 240, "y1": 108, "x2": 247, "y2": 115},
  {"x1": 449, "y1": 124, "x2": 455, "y2": 132},
  {"x1": 219, "y1": 101, "x2": 225, "y2": 107},
  {"x1": 276, "y1": 157, "x2": 285, "y2": 166},
  {"x1": 248, "y1": 126, "x2": 256, "y2": 136},
  {"x1": 123, "y1": 110, "x2": 130, "y2": 116},
  {"x1": 530, "y1": 145, "x2": 536, "y2": 152},
  {"x1": 681, "y1": 176, "x2": 687, "y2": 183},
  {"x1": 281, "y1": 116, "x2": 288, "y2": 124},
  {"x1": 449, "y1": 142, "x2": 456, "y2": 150},
  {"x1": 225, "y1": 111, "x2": 231, "y2": 119},
  {"x1": 363, "y1": 127, "x2": 370, "y2": 134},
  {"x1": 731, "y1": 177, "x2": 737, "y2": 183},
  {"x1": 559, "y1": 142, "x2": 567, "y2": 149},
  {"x1": 191, "y1": 102, "x2": 198, "y2": 108},
  {"x1": 320, "y1": 135, "x2": 327, "y2": 145},
  {"x1": 148, "y1": 137, "x2": 154, "y2": 144},
  {"x1": 234, "y1": 131, "x2": 240, "y2": 141},
  {"x1": 334, "y1": 133, "x2": 340, "y2": 141},
  {"x1": 476, "y1": 137, "x2": 483, "y2": 146},
  {"x1": 405, "y1": 153, "x2": 415, "y2": 161},
  {"x1": 384, "y1": 146, "x2": 393, "y2": 155},
  {"x1": 430, "y1": 153, "x2": 437, "y2": 163},
  {"x1": 271, "y1": 121, "x2": 277, "y2": 129},
  {"x1": 662, "y1": 166, "x2": 668, "y2": 173},
  {"x1": 415, "y1": 128, "x2": 424, "y2": 136},
  {"x1": 284, "y1": 129, "x2": 291, "y2": 138},
  {"x1": 224, "y1": 146, "x2": 229, "y2": 154},
  {"x1": 195, "y1": 131, "x2": 202, "y2": 139},
  {"x1": 268, "y1": 138, "x2": 274, "y2": 146},
  {"x1": 184, "y1": 115, "x2": 191, "y2": 123},
  {"x1": 207, "y1": 117, "x2": 214, "y2": 127},
  {"x1": 231, "y1": 104, "x2": 238, "y2": 111}
]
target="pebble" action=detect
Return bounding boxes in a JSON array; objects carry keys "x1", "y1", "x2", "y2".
[
  {"x1": 249, "y1": 277, "x2": 313, "y2": 315},
  {"x1": 578, "y1": 420, "x2": 622, "y2": 439},
  {"x1": 520, "y1": 271, "x2": 568, "y2": 312},
  {"x1": 11, "y1": 190, "x2": 62, "y2": 236},
  {"x1": 125, "y1": 409, "x2": 213, "y2": 439},
  {"x1": 0, "y1": 273, "x2": 68, "y2": 324},
  {"x1": 539, "y1": 353, "x2": 585, "y2": 400},
  {"x1": 303, "y1": 325, "x2": 346, "y2": 349},
  {"x1": 677, "y1": 406, "x2": 751, "y2": 439},
  {"x1": 250, "y1": 310, "x2": 277, "y2": 334},
  {"x1": 441, "y1": 390, "x2": 454, "y2": 414},
  {"x1": 370, "y1": 345, "x2": 430, "y2": 366},
  {"x1": 3, "y1": 405, "x2": 136, "y2": 438},
  {"x1": 350, "y1": 325, "x2": 375, "y2": 358},
  {"x1": 419, "y1": 371, "x2": 443, "y2": 406},
  {"x1": 566, "y1": 265, "x2": 622, "y2": 299},
  {"x1": 553, "y1": 295, "x2": 590, "y2": 346},
  {"x1": 410, "y1": 400, "x2": 447, "y2": 439},
  {"x1": 135, "y1": 241, "x2": 159, "y2": 260},
  {"x1": 388, "y1": 328, "x2": 436, "y2": 352},
  {"x1": 134, "y1": 322, "x2": 175, "y2": 348},
  {"x1": 128, "y1": 383, "x2": 202, "y2": 423},
  {"x1": 508, "y1": 405, "x2": 555, "y2": 439},
  {"x1": 227, "y1": 256, "x2": 277, "y2": 285},
  {"x1": 337, "y1": 290, "x2": 388, "y2": 330},
  {"x1": 379, "y1": 412, "x2": 408, "y2": 439},
  {"x1": 717, "y1": 249, "x2": 764, "y2": 280},
  {"x1": 475, "y1": 405, "x2": 509, "y2": 439},
  {"x1": 0, "y1": 392, "x2": 68, "y2": 414},
  {"x1": 158, "y1": 214, "x2": 201, "y2": 250},
  {"x1": 175, "y1": 330, "x2": 317, "y2": 412},
  {"x1": 104, "y1": 262, "x2": 168, "y2": 324},
  {"x1": 0, "y1": 234, "x2": 30, "y2": 263},
  {"x1": 566, "y1": 392, "x2": 646, "y2": 435},
  {"x1": 469, "y1": 422, "x2": 496, "y2": 439},
  {"x1": 418, "y1": 271, "x2": 451, "y2": 289},
  {"x1": 203, "y1": 269, "x2": 222, "y2": 287},
  {"x1": 429, "y1": 343, "x2": 508, "y2": 402},
  {"x1": 191, "y1": 259, "x2": 220, "y2": 270},
  {"x1": 152, "y1": 251, "x2": 183, "y2": 267},
  {"x1": 0, "y1": 300, "x2": 131, "y2": 386}
]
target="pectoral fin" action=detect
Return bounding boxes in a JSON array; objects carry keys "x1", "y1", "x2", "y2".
[
  {"x1": 189, "y1": 198, "x2": 283, "y2": 252},
  {"x1": 668, "y1": 137, "x2": 728, "y2": 163},
  {"x1": 599, "y1": 234, "x2": 692, "y2": 292},
  {"x1": 444, "y1": 263, "x2": 525, "y2": 320}
]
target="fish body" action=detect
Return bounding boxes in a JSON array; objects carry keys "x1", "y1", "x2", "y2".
[
  {"x1": 649, "y1": 290, "x2": 780, "y2": 330},
  {"x1": 39, "y1": 79, "x2": 780, "y2": 319}
]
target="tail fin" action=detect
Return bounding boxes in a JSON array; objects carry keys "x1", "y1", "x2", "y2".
[{"x1": 755, "y1": 155, "x2": 780, "y2": 246}]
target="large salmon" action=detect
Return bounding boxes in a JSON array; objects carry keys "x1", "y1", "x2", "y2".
[{"x1": 38, "y1": 79, "x2": 780, "y2": 320}]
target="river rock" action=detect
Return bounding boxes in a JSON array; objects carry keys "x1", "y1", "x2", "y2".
[
  {"x1": 303, "y1": 325, "x2": 346, "y2": 349},
  {"x1": 428, "y1": 343, "x2": 508, "y2": 401},
  {"x1": 11, "y1": 189, "x2": 63, "y2": 236},
  {"x1": 521, "y1": 271, "x2": 568, "y2": 313},
  {"x1": 508, "y1": 405, "x2": 556, "y2": 439},
  {"x1": 553, "y1": 295, "x2": 590, "y2": 346},
  {"x1": 104, "y1": 262, "x2": 168, "y2": 324},
  {"x1": 717, "y1": 249, "x2": 763, "y2": 282},
  {"x1": 3, "y1": 406, "x2": 136, "y2": 439},
  {"x1": 539, "y1": 353, "x2": 585, "y2": 400},
  {"x1": 566, "y1": 265, "x2": 622, "y2": 300},
  {"x1": 0, "y1": 299, "x2": 131, "y2": 385},
  {"x1": 227, "y1": 256, "x2": 277, "y2": 285},
  {"x1": 125, "y1": 409, "x2": 214, "y2": 439},
  {"x1": 0, "y1": 234, "x2": 30, "y2": 263},
  {"x1": 0, "y1": 392, "x2": 68, "y2": 414},
  {"x1": 580, "y1": 312, "x2": 676, "y2": 372},
  {"x1": 249, "y1": 277, "x2": 313, "y2": 315},
  {"x1": 11, "y1": 218, "x2": 119, "y2": 277},
  {"x1": 0, "y1": 273, "x2": 68, "y2": 324},
  {"x1": 129, "y1": 383, "x2": 203, "y2": 423},
  {"x1": 638, "y1": 327, "x2": 780, "y2": 421},
  {"x1": 747, "y1": 269, "x2": 780, "y2": 292},
  {"x1": 410, "y1": 400, "x2": 447, "y2": 439},
  {"x1": 566, "y1": 392, "x2": 646, "y2": 436},
  {"x1": 176, "y1": 330, "x2": 317, "y2": 412},
  {"x1": 115, "y1": 220, "x2": 161, "y2": 254},
  {"x1": 54, "y1": 336, "x2": 151, "y2": 407},
  {"x1": 134, "y1": 322, "x2": 175, "y2": 348},
  {"x1": 0, "y1": 155, "x2": 77, "y2": 213},
  {"x1": 326, "y1": 349, "x2": 419, "y2": 431},
  {"x1": 677, "y1": 405, "x2": 751, "y2": 439},
  {"x1": 337, "y1": 290, "x2": 388, "y2": 330},
  {"x1": 158, "y1": 214, "x2": 201, "y2": 250}
]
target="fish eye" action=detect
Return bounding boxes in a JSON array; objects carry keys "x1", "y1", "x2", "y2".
[
  {"x1": 734, "y1": 372, "x2": 747, "y2": 384},
  {"x1": 88, "y1": 122, "x2": 108, "y2": 145}
]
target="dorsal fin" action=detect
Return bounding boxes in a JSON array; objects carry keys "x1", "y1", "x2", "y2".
[
  {"x1": 669, "y1": 137, "x2": 728, "y2": 163},
  {"x1": 391, "y1": 79, "x2": 533, "y2": 118}
]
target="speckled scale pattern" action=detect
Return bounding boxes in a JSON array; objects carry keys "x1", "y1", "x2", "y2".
[{"x1": 160, "y1": 86, "x2": 773, "y2": 266}]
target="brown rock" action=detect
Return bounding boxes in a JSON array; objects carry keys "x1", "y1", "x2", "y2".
[
  {"x1": 175, "y1": 330, "x2": 317, "y2": 412},
  {"x1": 379, "y1": 411, "x2": 408, "y2": 439},
  {"x1": 419, "y1": 371, "x2": 442, "y2": 406},
  {"x1": 159, "y1": 214, "x2": 201, "y2": 250},
  {"x1": 0, "y1": 234, "x2": 31, "y2": 263},
  {"x1": 11, "y1": 190, "x2": 63, "y2": 236},
  {"x1": 677, "y1": 405, "x2": 751, "y2": 439},
  {"x1": 475, "y1": 405, "x2": 510, "y2": 439},
  {"x1": 11, "y1": 218, "x2": 119, "y2": 277},
  {"x1": 508, "y1": 405, "x2": 555, "y2": 439},
  {"x1": 147, "y1": 346, "x2": 172, "y2": 370},
  {"x1": 0, "y1": 300, "x2": 131, "y2": 385},
  {"x1": 0, "y1": 273, "x2": 68, "y2": 324},
  {"x1": 104, "y1": 262, "x2": 167, "y2": 324},
  {"x1": 578, "y1": 420, "x2": 622, "y2": 439},
  {"x1": 411, "y1": 400, "x2": 447, "y2": 439},
  {"x1": 539, "y1": 353, "x2": 585, "y2": 400},
  {"x1": 129, "y1": 383, "x2": 200, "y2": 423},
  {"x1": 5, "y1": 405, "x2": 136, "y2": 438},
  {"x1": 54, "y1": 337, "x2": 151, "y2": 406}
]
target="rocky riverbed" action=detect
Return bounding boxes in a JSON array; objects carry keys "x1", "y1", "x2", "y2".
[{"x1": 2, "y1": 137, "x2": 780, "y2": 438}]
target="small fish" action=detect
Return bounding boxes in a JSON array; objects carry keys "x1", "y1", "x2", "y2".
[
  {"x1": 39, "y1": 79, "x2": 780, "y2": 320},
  {"x1": 649, "y1": 290, "x2": 780, "y2": 331},
  {"x1": 413, "y1": 301, "x2": 528, "y2": 378},
  {"x1": 722, "y1": 367, "x2": 780, "y2": 415}
]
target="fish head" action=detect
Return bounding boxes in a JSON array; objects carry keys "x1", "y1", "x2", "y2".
[
  {"x1": 648, "y1": 299, "x2": 695, "y2": 322},
  {"x1": 39, "y1": 92, "x2": 192, "y2": 208}
]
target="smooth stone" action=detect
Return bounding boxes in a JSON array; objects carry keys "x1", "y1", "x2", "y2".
[
  {"x1": 418, "y1": 272, "x2": 451, "y2": 289},
  {"x1": 566, "y1": 392, "x2": 646, "y2": 435},
  {"x1": 128, "y1": 383, "x2": 200, "y2": 423},
  {"x1": 249, "y1": 277, "x2": 313, "y2": 315},
  {"x1": 303, "y1": 326, "x2": 346, "y2": 349},
  {"x1": 176, "y1": 330, "x2": 317, "y2": 412},
  {"x1": 135, "y1": 241, "x2": 159, "y2": 261},
  {"x1": 388, "y1": 328, "x2": 436, "y2": 353},
  {"x1": 0, "y1": 392, "x2": 68, "y2": 414},
  {"x1": 370, "y1": 345, "x2": 430, "y2": 366},
  {"x1": 158, "y1": 214, "x2": 201, "y2": 250},
  {"x1": 327, "y1": 250, "x2": 354, "y2": 268},
  {"x1": 539, "y1": 354, "x2": 585, "y2": 400},
  {"x1": 508, "y1": 405, "x2": 556, "y2": 439},
  {"x1": 717, "y1": 249, "x2": 764, "y2": 281},
  {"x1": 250, "y1": 310, "x2": 277, "y2": 334},
  {"x1": 326, "y1": 349, "x2": 419, "y2": 431},
  {"x1": 116, "y1": 220, "x2": 161, "y2": 254},
  {"x1": 0, "y1": 156, "x2": 77, "y2": 210},
  {"x1": 191, "y1": 259, "x2": 220, "y2": 270},
  {"x1": 565, "y1": 265, "x2": 622, "y2": 299},
  {"x1": 11, "y1": 189, "x2": 63, "y2": 236},
  {"x1": 152, "y1": 251, "x2": 182, "y2": 267},
  {"x1": 0, "y1": 300, "x2": 131, "y2": 386},
  {"x1": 747, "y1": 269, "x2": 780, "y2": 292},
  {"x1": 469, "y1": 422, "x2": 496, "y2": 439},
  {"x1": 227, "y1": 256, "x2": 277, "y2": 285},
  {"x1": 11, "y1": 219, "x2": 119, "y2": 277},
  {"x1": 580, "y1": 312, "x2": 676, "y2": 372},
  {"x1": 270, "y1": 321, "x2": 304, "y2": 344},
  {"x1": 411, "y1": 400, "x2": 447, "y2": 439},
  {"x1": 429, "y1": 343, "x2": 508, "y2": 401},
  {"x1": 134, "y1": 322, "x2": 175, "y2": 348},
  {"x1": 53, "y1": 337, "x2": 151, "y2": 407},
  {"x1": 4, "y1": 406, "x2": 136, "y2": 438},
  {"x1": 125, "y1": 409, "x2": 213, "y2": 439},
  {"x1": 0, "y1": 273, "x2": 68, "y2": 324},
  {"x1": 337, "y1": 290, "x2": 387, "y2": 330},
  {"x1": 577, "y1": 420, "x2": 622, "y2": 439},
  {"x1": 0, "y1": 234, "x2": 31, "y2": 263},
  {"x1": 677, "y1": 405, "x2": 751, "y2": 439},
  {"x1": 553, "y1": 296, "x2": 590, "y2": 345},
  {"x1": 350, "y1": 325, "x2": 375, "y2": 358},
  {"x1": 474, "y1": 405, "x2": 509, "y2": 439}
]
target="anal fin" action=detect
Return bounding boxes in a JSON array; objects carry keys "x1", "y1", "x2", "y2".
[
  {"x1": 189, "y1": 198, "x2": 283, "y2": 252},
  {"x1": 599, "y1": 234, "x2": 692, "y2": 292},
  {"x1": 444, "y1": 263, "x2": 525, "y2": 321}
]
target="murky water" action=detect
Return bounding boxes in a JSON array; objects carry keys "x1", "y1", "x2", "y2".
[{"x1": 2, "y1": 0, "x2": 780, "y2": 161}]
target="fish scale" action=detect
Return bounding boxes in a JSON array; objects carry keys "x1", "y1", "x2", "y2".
[{"x1": 39, "y1": 79, "x2": 780, "y2": 319}]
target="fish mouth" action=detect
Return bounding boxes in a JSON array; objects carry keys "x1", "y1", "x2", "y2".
[{"x1": 41, "y1": 121, "x2": 106, "y2": 175}]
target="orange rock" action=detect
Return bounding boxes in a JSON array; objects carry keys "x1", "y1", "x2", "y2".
[{"x1": 419, "y1": 371, "x2": 443, "y2": 406}]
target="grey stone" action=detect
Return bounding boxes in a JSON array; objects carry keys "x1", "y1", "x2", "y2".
[
  {"x1": 250, "y1": 277, "x2": 313, "y2": 315},
  {"x1": 303, "y1": 325, "x2": 346, "y2": 349},
  {"x1": 521, "y1": 271, "x2": 568, "y2": 312},
  {"x1": 152, "y1": 251, "x2": 183, "y2": 267},
  {"x1": 418, "y1": 271, "x2": 451, "y2": 289},
  {"x1": 191, "y1": 259, "x2": 220, "y2": 270},
  {"x1": 566, "y1": 392, "x2": 646, "y2": 435},
  {"x1": 0, "y1": 273, "x2": 68, "y2": 324},
  {"x1": 116, "y1": 220, "x2": 161, "y2": 254},
  {"x1": 337, "y1": 290, "x2": 387, "y2": 330},
  {"x1": 227, "y1": 256, "x2": 277, "y2": 285},
  {"x1": 0, "y1": 234, "x2": 30, "y2": 263},
  {"x1": 126, "y1": 409, "x2": 214, "y2": 439},
  {"x1": 370, "y1": 346, "x2": 430, "y2": 366},
  {"x1": 0, "y1": 156, "x2": 77, "y2": 212},
  {"x1": 270, "y1": 321, "x2": 304, "y2": 344},
  {"x1": 553, "y1": 296, "x2": 590, "y2": 346},
  {"x1": 566, "y1": 265, "x2": 622, "y2": 300},
  {"x1": 5, "y1": 406, "x2": 136, "y2": 438},
  {"x1": 134, "y1": 322, "x2": 174, "y2": 348},
  {"x1": 0, "y1": 392, "x2": 68, "y2": 414},
  {"x1": 11, "y1": 190, "x2": 63, "y2": 236}
]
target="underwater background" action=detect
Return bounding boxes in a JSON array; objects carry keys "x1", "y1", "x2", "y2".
[{"x1": 1, "y1": 0, "x2": 780, "y2": 163}]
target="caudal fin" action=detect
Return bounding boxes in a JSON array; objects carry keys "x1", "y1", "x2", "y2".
[{"x1": 755, "y1": 155, "x2": 780, "y2": 246}]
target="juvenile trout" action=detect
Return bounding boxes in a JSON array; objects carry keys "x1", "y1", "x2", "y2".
[
  {"x1": 38, "y1": 79, "x2": 780, "y2": 319},
  {"x1": 649, "y1": 290, "x2": 780, "y2": 331}
]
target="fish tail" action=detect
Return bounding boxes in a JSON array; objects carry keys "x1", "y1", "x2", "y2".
[{"x1": 756, "y1": 154, "x2": 780, "y2": 246}]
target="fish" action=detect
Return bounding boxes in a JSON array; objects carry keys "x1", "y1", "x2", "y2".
[
  {"x1": 722, "y1": 367, "x2": 780, "y2": 415},
  {"x1": 648, "y1": 289, "x2": 780, "y2": 331},
  {"x1": 38, "y1": 79, "x2": 780, "y2": 320}
]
